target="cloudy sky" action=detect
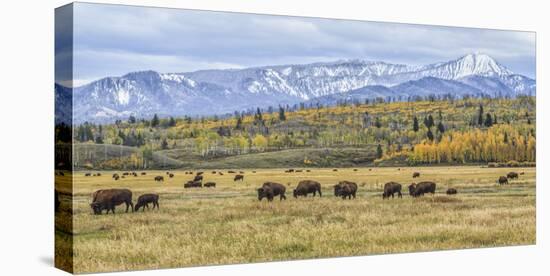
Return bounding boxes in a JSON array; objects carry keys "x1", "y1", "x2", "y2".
[{"x1": 65, "y1": 2, "x2": 536, "y2": 86}]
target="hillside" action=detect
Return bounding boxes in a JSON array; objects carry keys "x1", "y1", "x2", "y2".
[{"x1": 68, "y1": 96, "x2": 536, "y2": 170}]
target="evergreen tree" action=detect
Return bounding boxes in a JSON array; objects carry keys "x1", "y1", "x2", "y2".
[
  {"x1": 376, "y1": 144, "x2": 383, "y2": 159},
  {"x1": 437, "y1": 121, "x2": 445, "y2": 133},
  {"x1": 235, "y1": 116, "x2": 243, "y2": 130},
  {"x1": 151, "y1": 114, "x2": 159, "y2": 127},
  {"x1": 427, "y1": 114, "x2": 435, "y2": 128},
  {"x1": 478, "y1": 104, "x2": 484, "y2": 126},
  {"x1": 427, "y1": 128, "x2": 434, "y2": 141},
  {"x1": 484, "y1": 113, "x2": 493, "y2": 127},
  {"x1": 413, "y1": 116, "x2": 419, "y2": 132},
  {"x1": 128, "y1": 115, "x2": 136, "y2": 124},
  {"x1": 168, "y1": 117, "x2": 176, "y2": 127},
  {"x1": 278, "y1": 106, "x2": 286, "y2": 121}
]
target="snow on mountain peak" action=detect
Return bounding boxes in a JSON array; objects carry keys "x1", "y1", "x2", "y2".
[{"x1": 451, "y1": 53, "x2": 512, "y2": 78}]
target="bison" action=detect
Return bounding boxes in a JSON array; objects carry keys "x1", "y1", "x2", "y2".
[
  {"x1": 228, "y1": 170, "x2": 236, "y2": 174},
  {"x1": 204, "y1": 182, "x2": 216, "y2": 188},
  {"x1": 498, "y1": 176, "x2": 509, "y2": 185},
  {"x1": 134, "y1": 194, "x2": 159, "y2": 212},
  {"x1": 334, "y1": 181, "x2": 357, "y2": 199},
  {"x1": 285, "y1": 169, "x2": 294, "y2": 173},
  {"x1": 507, "y1": 172, "x2": 519, "y2": 179},
  {"x1": 382, "y1": 182, "x2": 403, "y2": 199},
  {"x1": 90, "y1": 189, "x2": 133, "y2": 214},
  {"x1": 114, "y1": 175, "x2": 120, "y2": 181},
  {"x1": 193, "y1": 175, "x2": 203, "y2": 182},
  {"x1": 141, "y1": 172, "x2": 147, "y2": 175},
  {"x1": 85, "y1": 173, "x2": 91, "y2": 177},
  {"x1": 411, "y1": 181, "x2": 436, "y2": 197},
  {"x1": 196, "y1": 172, "x2": 204, "y2": 176},
  {"x1": 412, "y1": 172, "x2": 420, "y2": 178},
  {"x1": 446, "y1": 188, "x2": 458, "y2": 195},
  {"x1": 184, "y1": 180, "x2": 202, "y2": 188},
  {"x1": 234, "y1": 174, "x2": 244, "y2": 181},
  {"x1": 154, "y1": 176, "x2": 164, "y2": 182},
  {"x1": 257, "y1": 182, "x2": 287, "y2": 201},
  {"x1": 218, "y1": 172, "x2": 224, "y2": 176},
  {"x1": 294, "y1": 180, "x2": 322, "y2": 198},
  {"x1": 112, "y1": 173, "x2": 119, "y2": 179},
  {"x1": 169, "y1": 173, "x2": 174, "y2": 178}
]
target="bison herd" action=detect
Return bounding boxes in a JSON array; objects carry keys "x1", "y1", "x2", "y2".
[{"x1": 81, "y1": 169, "x2": 525, "y2": 214}]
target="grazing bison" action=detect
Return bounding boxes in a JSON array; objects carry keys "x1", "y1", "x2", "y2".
[
  {"x1": 204, "y1": 182, "x2": 216, "y2": 188},
  {"x1": 306, "y1": 170, "x2": 311, "y2": 172},
  {"x1": 294, "y1": 180, "x2": 322, "y2": 198},
  {"x1": 85, "y1": 173, "x2": 91, "y2": 177},
  {"x1": 55, "y1": 190, "x2": 60, "y2": 212},
  {"x1": 122, "y1": 172, "x2": 129, "y2": 176},
  {"x1": 332, "y1": 169, "x2": 338, "y2": 172},
  {"x1": 141, "y1": 172, "x2": 146, "y2": 175},
  {"x1": 353, "y1": 169, "x2": 358, "y2": 171},
  {"x1": 411, "y1": 181, "x2": 436, "y2": 197},
  {"x1": 154, "y1": 176, "x2": 164, "y2": 182},
  {"x1": 134, "y1": 194, "x2": 159, "y2": 212},
  {"x1": 234, "y1": 174, "x2": 244, "y2": 181},
  {"x1": 193, "y1": 175, "x2": 203, "y2": 182},
  {"x1": 114, "y1": 175, "x2": 120, "y2": 181},
  {"x1": 90, "y1": 189, "x2": 133, "y2": 214},
  {"x1": 498, "y1": 176, "x2": 509, "y2": 185},
  {"x1": 412, "y1": 172, "x2": 420, "y2": 178},
  {"x1": 446, "y1": 188, "x2": 458, "y2": 195},
  {"x1": 212, "y1": 171, "x2": 217, "y2": 174},
  {"x1": 257, "y1": 182, "x2": 287, "y2": 201},
  {"x1": 112, "y1": 173, "x2": 119, "y2": 179},
  {"x1": 382, "y1": 182, "x2": 403, "y2": 199},
  {"x1": 166, "y1": 171, "x2": 170, "y2": 175},
  {"x1": 507, "y1": 172, "x2": 519, "y2": 179},
  {"x1": 228, "y1": 170, "x2": 236, "y2": 174},
  {"x1": 218, "y1": 172, "x2": 224, "y2": 175},
  {"x1": 520, "y1": 172, "x2": 525, "y2": 175},
  {"x1": 169, "y1": 173, "x2": 174, "y2": 178},
  {"x1": 132, "y1": 172, "x2": 137, "y2": 177},
  {"x1": 334, "y1": 181, "x2": 357, "y2": 199},
  {"x1": 184, "y1": 180, "x2": 202, "y2": 188},
  {"x1": 285, "y1": 169, "x2": 294, "y2": 173}
]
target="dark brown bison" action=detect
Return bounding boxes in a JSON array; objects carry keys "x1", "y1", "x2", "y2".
[
  {"x1": 228, "y1": 170, "x2": 236, "y2": 174},
  {"x1": 507, "y1": 172, "x2": 519, "y2": 179},
  {"x1": 285, "y1": 169, "x2": 294, "y2": 173},
  {"x1": 411, "y1": 181, "x2": 436, "y2": 197},
  {"x1": 134, "y1": 194, "x2": 159, "y2": 212},
  {"x1": 97, "y1": 173, "x2": 102, "y2": 176},
  {"x1": 90, "y1": 189, "x2": 133, "y2": 214},
  {"x1": 154, "y1": 176, "x2": 164, "y2": 182},
  {"x1": 169, "y1": 173, "x2": 174, "y2": 178},
  {"x1": 122, "y1": 172, "x2": 130, "y2": 176},
  {"x1": 85, "y1": 173, "x2": 91, "y2": 177},
  {"x1": 166, "y1": 171, "x2": 170, "y2": 175},
  {"x1": 520, "y1": 172, "x2": 525, "y2": 175},
  {"x1": 196, "y1": 172, "x2": 204, "y2": 176},
  {"x1": 294, "y1": 180, "x2": 322, "y2": 198},
  {"x1": 193, "y1": 175, "x2": 203, "y2": 182},
  {"x1": 114, "y1": 175, "x2": 120, "y2": 181},
  {"x1": 112, "y1": 173, "x2": 119, "y2": 179},
  {"x1": 132, "y1": 172, "x2": 138, "y2": 177},
  {"x1": 353, "y1": 169, "x2": 358, "y2": 171},
  {"x1": 218, "y1": 172, "x2": 224, "y2": 175},
  {"x1": 234, "y1": 174, "x2": 244, "y2": 181},
  {"x1": 383, "y1": 182, "x2": 403, "y2": 199},
  {"x1": 306, "y1": 170, "x2": 311, "y2": 172},
  {"x1": 334, "y1": 181, "x2": 357, "y2": 199},
  {"x1": 498, "y1": 176, "x2": 508, "y2": 185},
  {"x1": 257, "y1": 182, "x2": 287, "y2": 201},
  {"x1": 204, "y1": 182, "x2": 216, "y2": 188},
  {"x1": 332, "y1": 169, "x2": 338, "y2": 172},
  {"x1": 141, "y1": 172, "x2": 147, "y2": 175},
  {"x1": 412, "y1": 172, "x2": 420, "y2": 178},
  {"x1": 446, "y1": 188, "x2": 458, "y2": 195},
  {"x1": 55, "y1": 189, "x2": 60, "y2": 212},
  {"x1": 184, "y1": 180, "x2": 202, "y2": 188},
  {"x1": 211, "y1": 171, "x2": 217, "y2": 174}
]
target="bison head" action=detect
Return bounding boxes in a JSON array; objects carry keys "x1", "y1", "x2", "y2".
[
  {"x1": 293, "y1": 189, "x2": 298, "y2": 198},
  {"x1": 90, "y1": 202, "x2": 102, "y2": 215},
  {"x1": 257, "y1": 188, "x2": 266, "y2": 201},
  {"x1": 408, "y1": 183, "x2": 417, "y2": 196},
  {"x1": 333, "y1": 184, "x2": 342, "y2": 196}
]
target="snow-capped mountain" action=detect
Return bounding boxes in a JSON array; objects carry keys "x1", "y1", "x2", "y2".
[{"x1": 58, "y1": 53, "x2": 535, "y2": 123}]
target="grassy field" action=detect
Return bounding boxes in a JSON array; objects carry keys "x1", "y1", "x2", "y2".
[{"x1": 55, "y1": 166, "x2": 535, "y2": 274}]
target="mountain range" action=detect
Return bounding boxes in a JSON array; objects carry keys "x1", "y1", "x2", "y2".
[{"x1": 55, "y1": 53, "x2": 536, "y2": 123}]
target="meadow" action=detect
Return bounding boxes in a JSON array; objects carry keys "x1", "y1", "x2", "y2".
[{"x1": 55, "y1": 166, "x2": 535, "y2": 273}]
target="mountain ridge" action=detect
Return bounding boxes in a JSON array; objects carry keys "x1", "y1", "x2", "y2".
[{"x1": 57, "y1": 53, "x2": 535, "y2": 123}]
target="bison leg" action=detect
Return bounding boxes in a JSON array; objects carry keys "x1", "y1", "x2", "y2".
[
  {"x1": 318, "y1": 189, "x2": 322, "y2": 197},
  {"x1": 280, "y1": 194, "x2": 286, "y2": 201},
  {"x1": 398, "y1": 191, "x2": 402, "y2": 198}
]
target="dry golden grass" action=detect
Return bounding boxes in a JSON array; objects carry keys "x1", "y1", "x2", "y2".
[{"x1": 55, "y1": 166, "x2": 535, "y2": 273}]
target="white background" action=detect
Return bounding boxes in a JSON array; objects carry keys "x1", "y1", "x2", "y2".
[{"x1": 0, "y1": 0, "x2": 547, "y2": 275}]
